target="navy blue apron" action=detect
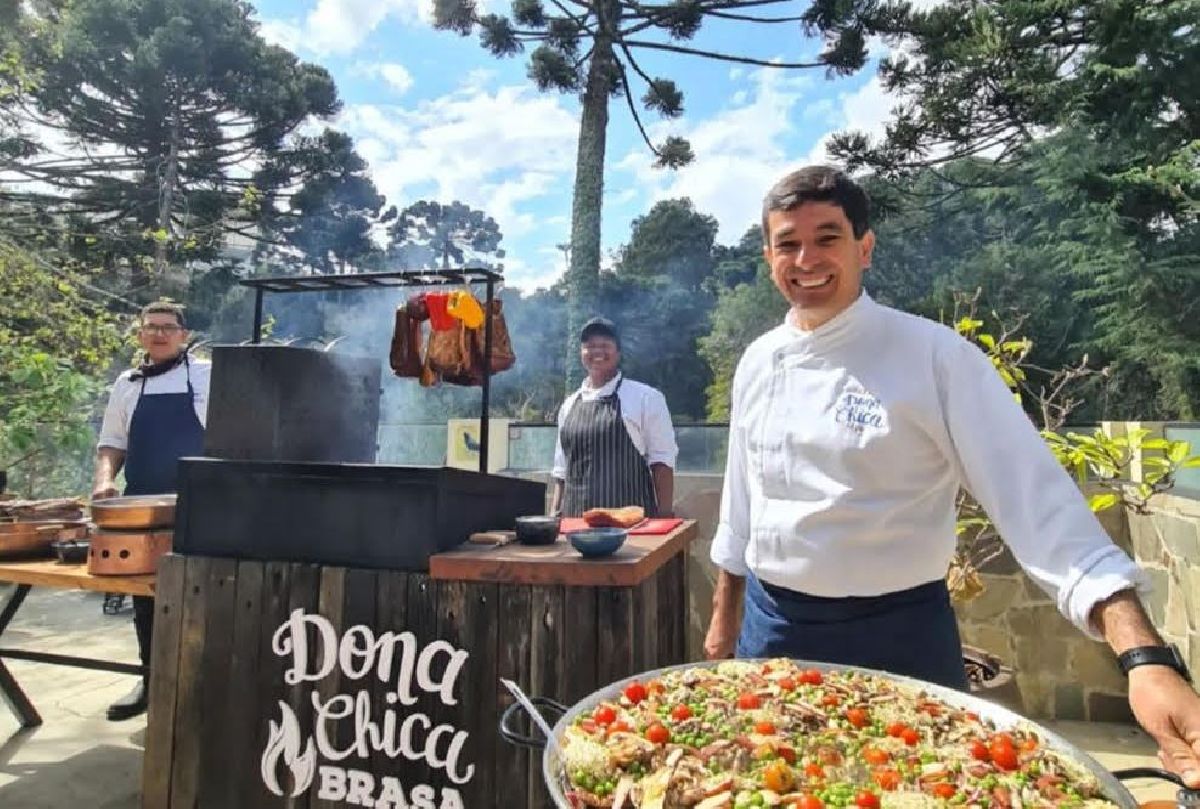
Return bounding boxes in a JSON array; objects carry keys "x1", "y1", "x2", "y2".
[
  {"x1": 736, "y1": 573, "x2": 969, "y2": 691},
  {"x1": 123, "y1": 355, "x2": 205, "y2": 497}
]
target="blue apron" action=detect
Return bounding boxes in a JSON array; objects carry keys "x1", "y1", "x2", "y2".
[
  {"x1": 123, "y1": 355, "x2": 205, "y2": 496},
  {"x1": 736, "y1": 573, "x2": 969, "y2": 691}
]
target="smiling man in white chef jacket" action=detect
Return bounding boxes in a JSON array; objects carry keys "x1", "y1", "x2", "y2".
[{"x1": 705, "y1": 165, "x2": 1200, "y2": 786}]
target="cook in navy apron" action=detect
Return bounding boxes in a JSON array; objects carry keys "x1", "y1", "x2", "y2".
[
  {"x1": 125, "y1": 354, "x2": 205, "y2": 673},
  {"x1": 736, "y1": 572, "x2": 969, "y2": 690},
  {"x1": 559, "y1": 376, "x2": 659, "y2": 518}
]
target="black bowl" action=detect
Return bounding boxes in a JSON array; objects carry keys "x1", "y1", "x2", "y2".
[
  {"x1": 514, "y1": 516, "x2": 561, "y2": 545},
  {"x1": 51, "y1": 539, "x2": 90, "y2": 565}
]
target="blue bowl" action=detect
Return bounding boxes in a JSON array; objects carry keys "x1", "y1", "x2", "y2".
[{"x1": 567, "y1": 527, "x2": 627, "y2": 558}]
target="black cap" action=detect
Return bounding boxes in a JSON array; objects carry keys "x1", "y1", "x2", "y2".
[{"x1": 580, "y1": 317, "x2": 620, "y2": 346}]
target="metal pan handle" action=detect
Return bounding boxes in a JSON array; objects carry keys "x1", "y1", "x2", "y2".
[
  {"x1": 499, "y1": 696, "x2": 568, "y2": 750},
  {"x1": 1113, "y1": 768, "x2": 1187, "y2": 788}
]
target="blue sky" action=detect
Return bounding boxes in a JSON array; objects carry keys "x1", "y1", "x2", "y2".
[{"x1": 250, "y1": 0, "x2": 903, "y2": 291}]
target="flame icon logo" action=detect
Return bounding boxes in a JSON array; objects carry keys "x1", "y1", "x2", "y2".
[{"x1": 260, "y1": 701, "x2": 317, "y2": 797}]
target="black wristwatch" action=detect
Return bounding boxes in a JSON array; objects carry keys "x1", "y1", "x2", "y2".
[{"x1": 1117, "y1": 644, "x2": 1192, "y2": 683}]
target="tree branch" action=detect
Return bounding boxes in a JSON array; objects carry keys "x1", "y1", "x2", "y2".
[{"x1": 625, "y1": 39, "x2": 821, "y2": 68}]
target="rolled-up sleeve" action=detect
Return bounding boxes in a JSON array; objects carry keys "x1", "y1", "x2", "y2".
[
  {"x1": 642, "y1": 389, "x2": 678, "y2": 468},
  {"x1": 939, "y1": 338, "x2": 1147, "y2": 639},
  {"x1": 710, "y1": 364, "x2": 752, "y2": 577},
  {"x1": 97, "y1": 379, "x2": 130, "y2": 451}
]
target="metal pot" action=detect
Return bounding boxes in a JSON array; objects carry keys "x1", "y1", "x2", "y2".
[
  {"x1": 90, "y1": 494, "x2": 176, "y2": 530},
  {"x1": 515, "y1": 515, "x2": 561, "y2": 545},
  {"x1": 498, "y1": 659, "x2": 1195, "y2": 809}
]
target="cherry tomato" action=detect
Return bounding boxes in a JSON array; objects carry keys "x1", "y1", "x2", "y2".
[
  {"x1": 778, "y1": 677, "x2": 797, "y2": 692},
  {"x1": 778, "y1": 745, "x2": 797, "y2": 764},
  {"x1": 592, "y1": 705, "x2": 616, "y2": 726},
  {"x1": 901, "y1": 727, "x2": 920, "y2": 746},
  {"x1": 623, "y1": 682, "x2": 648, "y2": 704},
  {"x1": 932, "y1": 783, "x2": 957, "y2": 799},
  {"x1": 796, "y1": 795, "x2": 824, "y2": 809},
  {"x1": 645, "y1": 723, "x2": 670, "y2": 745},
  {"x1": 886, "y1": 722, "x2": 907, "y2": 738},
  {"x1": 846, "y1": 707, "x2": 870, "y2": 728},
  {"x1": 763, "y1": 760, "x2": 797, "y2": 792},
  {"x1": 990, "y1": 744, "x2": 1019, "y2": 771},
  {"x1": 873, "y1": 769, "x2": 901, "y2": 791},
  {"x1": 671, "y1": 704, "x2": 693, "y2": 722},
  {"x1": 855, "y1": 790, "x2": 880, "y2": 809},
  {"x1": 862, "y1": 747, "x2": 891, "y2": 766},
  {"x1": 969, "y1": 740, "x2": 991, "y2": 761},
  {"x1": 737, "y1": 692, "x2": 762, "y2": 710},
  {"x1": 821, "y1": 693, "x2": 842, "y2": 708},
  {"x1": 755, "y1": 721, "x2": 777, "y2": 735},
  {"x1": 800, "y1": 669, "x2": 824, "y2": 686},
  {"x1": 990, "y1": 732, "x2": 1015, "y2": 750}
]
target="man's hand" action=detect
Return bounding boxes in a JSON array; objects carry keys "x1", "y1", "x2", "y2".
[
  {"x1": 704, "y1": 569, "x2": 746, "y2": 660},
  {"x1": 704, "y1": 609, "x2": 739, "y2": 660},
  {"x1": 1092, "y1": 589, "x2": 1200, "y2": 787},
  {"x1": 1127, "y1": 666, "x2": 1200, "y2": 788}
]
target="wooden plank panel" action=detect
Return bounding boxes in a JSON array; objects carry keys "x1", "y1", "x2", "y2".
[
  {"x1": 195, "y1": 557, "x2": 240, "y2": 809},
  {"x1": 370, "y1": 571, "x2": 408, "y2": 780},
  {"x1": 436, "y1": 580, "x2": 498, "y2": 809},
  {"x1": 634, "y1": 571, "x2": 659, "y2": 674},
  {"x1": 168, "y1": 556, "x2": 213, "y2": 809},
  {"x1": 596, "y1": 587, "x2": 635, "y2": 688},
  {"x1": 308, "y1": 566, "x2": 347, "y2": 809},
  {"x1": 561, "y1": 587, "x2": 597, "y2": 705},
  {"x1": 218, "y1": 561, "x2": 266, "y2": 809},
  {"x1": 401, "y1": 573, "x2": 439, "y2": 790},
  {"x1": 140, "y1": 554, "x2": 187, "y2": 809},
  {"x1": 285, "y1": 564, "x2": 322, "y2": 809},
  {"x1": 246, "y1": 561, "x2": 292, "y2": 809},
  {"x1": 526, "y1": 586, "x2": 564, "y2": 809},
  {"x1": 339, "y1": 567, "x2": 378, "y2": 797},
  {"x1": 495, "y1": 585, "x2": 531, "y2": 809}
]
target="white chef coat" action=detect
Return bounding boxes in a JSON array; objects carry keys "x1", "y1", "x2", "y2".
[
  {"x1": 710, "y1": 292, "x2": 1145, "y2": 639},
  {"x1": 97, "y1": 357, "x2": 212, "y2": 451},
  {"x1": 552, "y1": 373, "x2": 678, "y2": 479}
]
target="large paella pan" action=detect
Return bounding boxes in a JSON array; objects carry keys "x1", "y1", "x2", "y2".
[{"x1": 500, "y1": 659, "x2": 1194, "y2": 809}]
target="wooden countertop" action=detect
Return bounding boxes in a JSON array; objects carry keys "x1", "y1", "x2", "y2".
[
  {"x1": 0, "y1": 558, "x2": 156, "y2": 597},
  {"x1": 428, "y1": 520, "x2": 697, "y2": 587}
]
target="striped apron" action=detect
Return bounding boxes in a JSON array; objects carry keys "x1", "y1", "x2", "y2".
[
  {"x1": 559, "y1": 377, "x2": 659, "y2": 517},
  {"x1": 736, "y1": 574, "x2": 970, "y2": 690}
]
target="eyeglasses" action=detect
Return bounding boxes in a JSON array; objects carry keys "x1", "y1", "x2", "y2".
[{"x1": 140, "y1": 324, "x2": 183, "y2": 336}]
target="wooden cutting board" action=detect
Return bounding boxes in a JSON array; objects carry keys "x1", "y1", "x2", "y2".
[{"x1": 558, "y1": 517, "x2": 684, "y2": 535}]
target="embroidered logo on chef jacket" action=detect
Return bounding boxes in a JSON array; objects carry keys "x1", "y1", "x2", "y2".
[{"x1": 834, "y1": 389, "x2": 886, "y2": 433}]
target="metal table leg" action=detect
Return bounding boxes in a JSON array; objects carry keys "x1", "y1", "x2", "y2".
[{"x1": 0, "y1": 584, "x2": 41, "y2": 727}]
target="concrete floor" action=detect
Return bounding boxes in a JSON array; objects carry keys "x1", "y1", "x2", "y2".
[{"x1": 0, "y1": 583, "x2": 1184, "y2": 808}]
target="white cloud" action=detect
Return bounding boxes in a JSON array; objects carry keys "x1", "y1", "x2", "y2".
[
  {"x1": 352, "y1": 62, "x2": 416, "y2": 95},
  {"x1": 335, "y1": 77, "x2": 579, "y2": 274},
  {"x1": 803, "y1": 75, "x2": 895, "y2": 166},
  {"x1": 258, "y1": 0, "x2": 441, "y2": 56},
  {"x1": 614, "y1": 70, "x2": 818, "y2": 241}
]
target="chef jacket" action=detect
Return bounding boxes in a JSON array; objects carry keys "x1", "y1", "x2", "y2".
[
  {"x1": 709, "y1": 292, "x2": 1146, "y2": 639},
  {"x1": 552, "y1": 373, "x2": 678, "y2": 479}
]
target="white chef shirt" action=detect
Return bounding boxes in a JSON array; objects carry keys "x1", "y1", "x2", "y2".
[
  {"x1": 710, "y1": 292, "x2": 1145, "y2": 639},
  {"x1": 551, "y1": 373, "x2": 678, "y2": 479},
  {"x1": 97, "y1": 357, "x2": 212, "y2": 451}
]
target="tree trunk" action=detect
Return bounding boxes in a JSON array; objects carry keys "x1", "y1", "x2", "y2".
[
  {"x1": 153, "y1": 111, "x2": 181, "y2": 275},
  {"x1": 565, "y1": 34, "x2": 614, "y2": 388}
]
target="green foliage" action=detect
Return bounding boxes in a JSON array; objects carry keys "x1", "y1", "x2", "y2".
[
  {"x1": 0, "y1": 243, "x2": 124, "y2": 495},
  {"x1": 387, "y1": 200, "x2": 505, "y2": 271}
]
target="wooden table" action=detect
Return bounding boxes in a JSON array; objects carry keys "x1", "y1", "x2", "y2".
[
  {"x1": 141, "y1": 522, "x2": 697, "y2": 809},
  {"x1": 0, "y1": 558, "x2": 154, "y2": 728}
]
